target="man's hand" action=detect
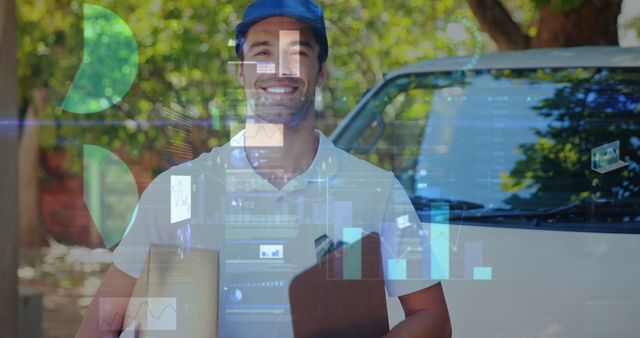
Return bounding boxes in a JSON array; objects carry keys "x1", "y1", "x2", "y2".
[
  {"x1": 75, "y1": 264, "x2": 137, "y2": 338},
  {"x1": 384, "y1": 282, "x2": 452, "y2": 338}
]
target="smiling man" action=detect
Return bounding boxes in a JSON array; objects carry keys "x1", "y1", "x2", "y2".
[
  {"x1": 237, "y1": 12, "x2": 326, "y2": 189},
  {"x1": 76, "y1": 1, "x2": 451, "y2": 337},
  {"x1": 241, "y1": 19, "x2": 316, "y2": 125}
]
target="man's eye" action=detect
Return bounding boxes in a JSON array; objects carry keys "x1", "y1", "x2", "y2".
[
  {"x1": 292, "y1": 50, "x2": 308, "y2": 56},
  {"x1": 254, "y1": 50, "x2": 269, "y2": 56}
]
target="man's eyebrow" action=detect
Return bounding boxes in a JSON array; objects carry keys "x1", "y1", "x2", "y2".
[
  {"x1": 288, "y1": 40, "x2": 314, "y2": 49},
  {"x1": 248, "y1": 41, "x2": 272, "y2": 51}
]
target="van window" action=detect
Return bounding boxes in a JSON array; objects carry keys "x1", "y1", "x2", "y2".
[{"x1": 346, "y1": 68, "x2": 640, "y2": 233}]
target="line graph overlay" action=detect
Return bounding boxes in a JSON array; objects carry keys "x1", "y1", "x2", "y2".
[
  {"x1": 100, "y1": 297, "x2": 177, "y2": 331},
  {"x1": 245, "y1": 123, "x2": 284, "y2": 147},
  {"x1": 171, "y1": 175, "x2": 191, "y2": 223}
]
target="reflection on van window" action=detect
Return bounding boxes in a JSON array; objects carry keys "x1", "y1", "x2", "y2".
[{"x1": 351, "y1": 69, "x2": 640, "y2": 231}]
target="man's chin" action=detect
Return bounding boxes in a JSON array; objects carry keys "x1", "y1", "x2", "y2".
[
  {"x1": 255, "y1": 113, "x2": 306, "y2": 126},
  {"x1": 253, "y1": 105, "x2": 311, "y2": 126}
]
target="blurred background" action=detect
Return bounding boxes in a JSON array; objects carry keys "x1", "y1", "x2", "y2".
[{"x1": 1, "y1": 0, "x2": 640, "y2": 337}]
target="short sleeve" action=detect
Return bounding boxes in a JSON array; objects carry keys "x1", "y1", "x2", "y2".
[
  {"x1": 380, "y1": 174, "x2": 439, "y2": 297},
  {"x1": 112, "y1": 174, "x2": 172, "y2": 279}
]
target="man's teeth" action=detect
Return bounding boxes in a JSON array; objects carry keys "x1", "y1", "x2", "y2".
[{"x1": 265, "y1": 87, "x2": 295, "y2": 94}]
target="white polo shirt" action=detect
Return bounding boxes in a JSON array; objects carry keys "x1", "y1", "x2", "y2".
[{"x1": 113, "y1": 129, "x2": 437, "y2": 338}]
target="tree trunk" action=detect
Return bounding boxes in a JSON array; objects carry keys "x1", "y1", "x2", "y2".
[
  {"x1": 532, "y1": 0, "x2": 622, "y2": 48},
  {"x1": 466, "y1": 0, "x2": 530, "y2": 50},
  {"x1": 0, "y1": 0, "x2": 19, "y2": 335},
  {"x1": 19, "y1": 87, "x2": 51, "y2": 247},
  {"x1": 467, "y1": 0, "x2": 623, "y2": 50}
]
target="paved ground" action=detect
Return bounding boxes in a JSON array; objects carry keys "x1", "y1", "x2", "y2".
[
  {"x1": 19, "y1": 245, "x2": 111, "y2": 338},
  {"x1": 20, "y1": 280, "x2": 93, "y2": 338}
]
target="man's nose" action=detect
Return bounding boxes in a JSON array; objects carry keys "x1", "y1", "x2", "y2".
[
  {"x1": 278, "y1": 30, "x2": 301, "y2": 78},
  {"x1": 279, "y1": 52, "x2": 300, "y2": 78}
]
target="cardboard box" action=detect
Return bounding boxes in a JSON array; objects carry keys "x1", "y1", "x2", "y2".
[{"x1": 119, "y1": 245, "x2": 219, "y2": 338}]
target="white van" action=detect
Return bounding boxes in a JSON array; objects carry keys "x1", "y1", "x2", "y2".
[{"x1": 330, "y1": 46, "x2": 640, "y2": 338}]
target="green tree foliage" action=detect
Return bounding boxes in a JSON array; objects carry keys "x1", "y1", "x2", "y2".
[
  {"x1": 18, "y1": 0, "x2": 500, "y2": 173},
  {"x1": 500, "y1": 69, "x2": 640, "y2": 210},
  {"x1": 623, "y1": 14, "x2": 640, "y2": 42}
]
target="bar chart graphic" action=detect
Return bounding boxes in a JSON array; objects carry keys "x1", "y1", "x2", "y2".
[
  {"x1": 430, "y1": 203, "x2": 450, "y2": 279},
  {"x1": 388, "y1": 258, "x2": 407, "y2": 280},
  {"x1": 343, "y1": 227, "x2": 363, "y2": 280},
  {"x1": 325, "y1": 198, "x2": 494, "y2": 282},
  {"x1": 464, "y1": 242, "x2": 483, "y2": 279},
  {"x1": 259, "y1": 244, "x2": 283, "y2": 259},
  {"x1": 473, "y1": 266, "x2": 493, "y2": 280},
  {"x1": 465, "y1": 241, "x2": 493, "y2": 280}
]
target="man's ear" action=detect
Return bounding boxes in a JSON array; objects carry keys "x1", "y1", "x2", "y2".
[{"x1": 316, "y1": 63, "x2": 327, "y2": 88}]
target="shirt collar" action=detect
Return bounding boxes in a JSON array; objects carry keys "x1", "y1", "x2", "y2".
[{"x1": 227, "y1": 129, "x2": 338, "y2": 193}]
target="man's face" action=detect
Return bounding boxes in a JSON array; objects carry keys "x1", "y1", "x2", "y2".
[{"x1": 238, "y1": 16, "x2": 325, "y2": 126}]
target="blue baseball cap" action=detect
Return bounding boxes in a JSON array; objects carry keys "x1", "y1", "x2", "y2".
[{"x1": 235, "y1": 0, "x2": 329, "y2": 64}]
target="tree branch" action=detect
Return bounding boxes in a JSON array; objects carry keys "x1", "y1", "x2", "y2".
[{"x1": 466, "y1": 0, "x2": 531, "y2": 51}]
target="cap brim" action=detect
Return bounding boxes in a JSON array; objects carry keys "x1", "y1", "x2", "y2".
[{"x1": 236, "y1": 13, "x2": 323, "y2": 36}]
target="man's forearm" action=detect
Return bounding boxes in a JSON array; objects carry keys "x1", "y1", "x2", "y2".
[{"x1": 383, "y1": 308, "x2": 452, "y2": 338}]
